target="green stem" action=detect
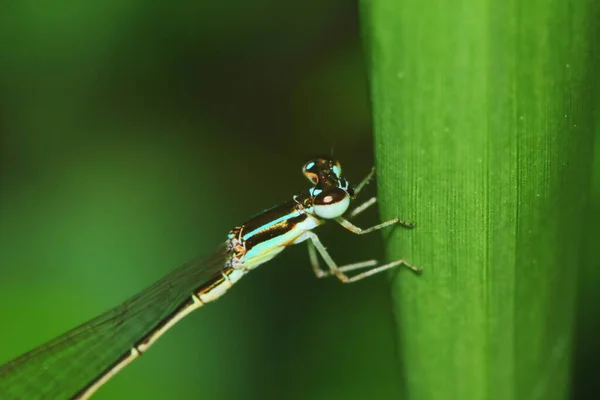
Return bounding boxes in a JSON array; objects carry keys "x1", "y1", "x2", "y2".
[{"x1": 360, "y1": 1, "x2": 599, "y2": 399}]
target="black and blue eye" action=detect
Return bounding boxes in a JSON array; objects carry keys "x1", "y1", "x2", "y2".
[{"x1": 302, "y1": 159, "x2": 321, "y2": 184}]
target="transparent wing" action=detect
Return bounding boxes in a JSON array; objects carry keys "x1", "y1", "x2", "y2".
[{"x1": 0, "y1": 244, "x2": 229, "y2": 400}]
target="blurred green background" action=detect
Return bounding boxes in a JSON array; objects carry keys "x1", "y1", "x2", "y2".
[
  {"x1": 0, "y1": 1, "x2": 598, "y2": 400},
  {"x1": 0, "y1": 1, "x2": 402, "y2": 400}
]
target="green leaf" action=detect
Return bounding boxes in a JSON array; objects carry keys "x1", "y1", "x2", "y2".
[
  {"x1": 573, "y1": 119, "x2": 600, "y2": 397},
  {"x1": 360, "y1": 1, "x2": 599, "y2": 399}
]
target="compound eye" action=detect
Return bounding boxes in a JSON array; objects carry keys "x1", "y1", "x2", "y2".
[
  {"x1": 313, "y1": 188, "x2": 350, "y2": 219},
  {"x1": 302, "y1": 159, "x2": 321, "y2": 184}
]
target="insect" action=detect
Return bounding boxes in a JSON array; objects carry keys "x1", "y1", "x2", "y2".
[{"x1": 0, "y1": 157, "x2": 419, "y2": 399}]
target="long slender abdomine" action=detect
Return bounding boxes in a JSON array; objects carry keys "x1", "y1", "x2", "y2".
[{"x1": 75, "y1": 267, "x2": 247, "y2": 399}]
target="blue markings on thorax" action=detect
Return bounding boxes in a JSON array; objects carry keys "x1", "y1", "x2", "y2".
[{"x1": 242, "y1": 209, "x2": 302, "y2": 241}]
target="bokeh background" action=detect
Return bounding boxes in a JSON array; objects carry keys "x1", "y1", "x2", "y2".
[
  {"x1": 0, "y1": 1, "x2": 402, "y2": 400},
  {"x1": 0, "y1": 1, "x2": 598, "y2": 400}
]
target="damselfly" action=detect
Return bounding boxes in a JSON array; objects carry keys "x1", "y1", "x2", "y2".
[{"x1": 0, "y1": 157, "x2": 420, "y2": 399}]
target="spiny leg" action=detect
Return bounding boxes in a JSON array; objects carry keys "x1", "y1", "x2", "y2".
[
  {"x1": 305, "y1": 232, "x2": 420, "y2": 283},
  {"x1": 348, "y1": 167, "x2": 415, "y2": 225},
  {"x1": 348, "y1": 196, "x2": 377, "y2": 219},
  {"x1": 308, "y1": 239, "x2": 378, "y2": 279},
  {"x1": 347, "y1": 200, "x2": 416, "y2": 227},
  {"x1": 348, "y1": 167, "x2": 377, "y2": 219},
  {"x1": 353, "y1": 167, "x2": 375, "y2": 196},
  {"x1": 336, "y1": 216, "x2": 414, "y2": 235},
  {"x1": 308, "y1": 238, "x2": 327, "y2": 278}
]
